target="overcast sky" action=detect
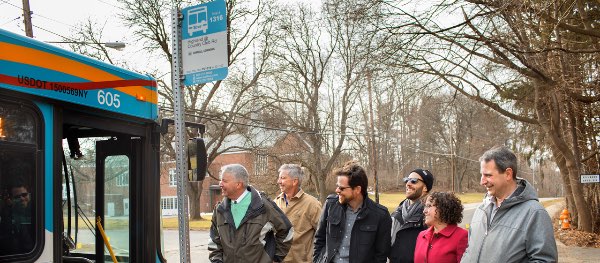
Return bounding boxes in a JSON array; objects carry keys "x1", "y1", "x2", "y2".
[{"x1": 1, "y1": 0, "x2": 126, "y2": 42}]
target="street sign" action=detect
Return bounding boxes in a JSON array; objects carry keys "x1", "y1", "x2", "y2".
[
  {"x1": 580, "y1": 174, "x2": 600, "y2": 183},
  {"x1": 181, "y1": 0, "x2": 228, "y2": 85}
]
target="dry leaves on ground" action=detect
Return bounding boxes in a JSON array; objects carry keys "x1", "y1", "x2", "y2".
[{"x1": 554, "y1": 225, "x2": 600, "y2": 248}]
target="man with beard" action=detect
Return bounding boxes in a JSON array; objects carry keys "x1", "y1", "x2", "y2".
[
  {"x1": 274, "y1": 164, "x2": 321, "y2": 263},
  {"x1": 313, "y1": 161, "x2": 391, "y2": 263},
  {"x1": 0, "y1": 182, "x2": 34, "y2": 255},
  {"x1": 389, "y1": 169, "x2": 434, "y2": 263}
]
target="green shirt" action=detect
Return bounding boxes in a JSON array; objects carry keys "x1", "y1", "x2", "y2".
[{"x1": 231, "y1": 191, "x2": 251, "y2": 228}]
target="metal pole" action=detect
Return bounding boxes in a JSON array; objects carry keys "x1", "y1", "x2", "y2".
[
  {"x1": 171, "y1": 8, "x2": 191, "y2": 263},
  {"x1": 21, "y1": 0, "x2": 34, "y2": 37},
  {"x1": 449, "y1": 124, "x2": 455, "y2": 192},
  {"x1": 533, "y1": 158, "x2": 536, "y2": 193},
  {"x1": 367, "y1": 71, "x2": 379, "y2": 203}
]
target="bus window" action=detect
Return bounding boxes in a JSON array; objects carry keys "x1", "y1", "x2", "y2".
[
  {"x1": 104, "y1": 155, "x2": 130, "y2": 260},
  {"x1": 63, "y1": 138, "x2": 134, "y2": 262},
  {"x1": 0, "y1": 101, "x2": 39, "y2": 259}
]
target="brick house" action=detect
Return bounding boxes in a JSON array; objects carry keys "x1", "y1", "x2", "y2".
[{"x1": 158, "y1": 131, "x2": 343, "y2": 215}]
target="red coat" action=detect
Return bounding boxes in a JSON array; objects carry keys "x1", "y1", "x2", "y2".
[{"x1": 413, "y1": 224, "x2": 468, "y2": 263}]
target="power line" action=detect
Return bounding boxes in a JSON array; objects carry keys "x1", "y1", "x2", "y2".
[
  {"x1": 31, "y1": 13, "x2": 77, "y2": 29},
  {"x1": 32, "y1": 24, "x2": 74, "y2": 41},
  {"x1": 0, "y1": 0, "x2": 20, "y2": 9},
  {"x1": 159, "y1": 107, "x2": 479, "y2": 162},
  {"x1": 1, "y1": 15, "x2": 20, "y2": 26}
]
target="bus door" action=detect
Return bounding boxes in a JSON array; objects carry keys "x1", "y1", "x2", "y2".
[
  {"x1": 95, "y1": 137, "x2": 140, "y2": 263},
  {"x1": 62, "y1": 120, "x2": 146, "y2": 263}
]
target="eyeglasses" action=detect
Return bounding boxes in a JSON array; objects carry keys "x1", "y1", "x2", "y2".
[
  {"x1": 336, "y1": 185, "x2": 352, "y2": 191},
  {"x1": 12, "y1": 192, "x2": 30, "y2": 199},
  {"x1": 403, "y1": 177, "x2": 423, "y2": 184}
]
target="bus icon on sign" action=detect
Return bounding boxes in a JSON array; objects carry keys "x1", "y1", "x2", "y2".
[{"x1": 188, "y1": 6, "x2": 208, "y2": 36}]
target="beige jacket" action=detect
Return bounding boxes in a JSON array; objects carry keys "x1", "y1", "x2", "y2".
[{"x1": 275, "y1": 189, "x2": 322, "y2": 263}]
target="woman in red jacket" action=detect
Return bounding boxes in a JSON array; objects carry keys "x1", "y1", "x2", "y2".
[{"x1": 414, "y1": 192, "x2": 468, "y2": 263}]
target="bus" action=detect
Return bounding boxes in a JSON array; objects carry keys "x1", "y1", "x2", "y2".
[{"x1": 0, "y1": 28, "x2": 203, "y2": 263}]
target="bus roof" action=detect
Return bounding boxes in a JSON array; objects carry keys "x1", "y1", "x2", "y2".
[{"x1": 0, "y1": 29, "x2": 158, "y2": 121}]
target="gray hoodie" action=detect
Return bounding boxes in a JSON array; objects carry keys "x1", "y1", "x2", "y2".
[{"x1": 461, "y1": 179, "x2": 557, "y2": 263}]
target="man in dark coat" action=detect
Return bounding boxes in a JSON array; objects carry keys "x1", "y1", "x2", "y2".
[
  {"x1": 389, "y1": 169, "x2": 434, "y2": 263},
  {"x1": 313, "y1": 161, "x2": 391, "y2": 263}
]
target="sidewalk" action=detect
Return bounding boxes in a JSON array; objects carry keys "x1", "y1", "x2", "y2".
[{"x1": 546, "y1": 201, "x2": 600, "y2": 263}]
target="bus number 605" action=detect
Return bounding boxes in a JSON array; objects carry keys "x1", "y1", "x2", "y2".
[{"x1": 97, "y1": 90, "x2": 121, "y2": 108}]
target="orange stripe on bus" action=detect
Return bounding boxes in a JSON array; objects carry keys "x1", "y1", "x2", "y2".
[{"x1": 0, "y1": 42, "x2": 157, "y2": 104}]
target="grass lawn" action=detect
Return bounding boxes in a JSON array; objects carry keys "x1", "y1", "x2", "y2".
[
  {"x1": 162, "y1": 216, "x2": 212, "y2": 230},
  {"x1": 374, "y1": 192, "x2": 485, "y2": 213},
  {"x1": 161, "y1": 192, "x2": 498, "y2": 231}
]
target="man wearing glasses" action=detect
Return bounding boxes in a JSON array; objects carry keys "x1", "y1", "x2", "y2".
[
  {"x1": 0, "y1": 182, "x2": 34, "y2": 255},
  {"x1": 313, "y1": 161, "x2": 391, "y2": 263},
  {"x1": 389, "y1": 168, "x2": 434, "y2": 263}
]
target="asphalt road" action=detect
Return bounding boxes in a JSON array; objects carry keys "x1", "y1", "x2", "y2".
[
  {"x1": 163, "y1": 198, "x2": 600, "y2": 263},
  {"x1": 163, "y1": 230, "x2": 211, "y2": 263}
]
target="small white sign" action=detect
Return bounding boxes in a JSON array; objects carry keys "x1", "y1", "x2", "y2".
[{"x1": 580, "y1": 174, "x2": 600, "y2": 183}]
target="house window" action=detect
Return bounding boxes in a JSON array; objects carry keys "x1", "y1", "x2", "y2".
[
  {"x1": 116, "y1": 171, "x2": 129, "y2": 187},
  {"x1": 254, "y1": 153, "x2": 268, "y2": 176},
  {"x1": 168, "y1": 168, "x2": 176, "y2": 187},
  {"x1": 160, "y1": 197, "x2": 178, "y2": 210}
]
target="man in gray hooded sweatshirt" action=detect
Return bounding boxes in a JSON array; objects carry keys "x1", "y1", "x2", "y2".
[{"x1": 461, "y1": 146, "x2": 557, "y2": 263}]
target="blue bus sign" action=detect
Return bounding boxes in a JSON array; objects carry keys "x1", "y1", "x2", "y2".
[{"x1": 181, "y1": 0, "x2": 228, "y2": 85}]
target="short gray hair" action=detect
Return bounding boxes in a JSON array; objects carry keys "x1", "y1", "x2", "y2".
[
  {"x1": 480, "y1": 146, "x2": 518, "y2": 179},
  {"x1": 278, "y1": 164, "x2": 304, "y2": 184},
  {"x1": 220, "y1": 164, "x2": 249, "y2": 186}
]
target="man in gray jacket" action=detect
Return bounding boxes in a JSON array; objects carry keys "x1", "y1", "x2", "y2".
[{"x1": 461, "y1": 146, "x2": 557, "y2": 262}]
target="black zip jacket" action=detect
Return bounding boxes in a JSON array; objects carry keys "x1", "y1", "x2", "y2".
[{"x1": 313, "y1": 194, "x2": 391, "y2": 263}]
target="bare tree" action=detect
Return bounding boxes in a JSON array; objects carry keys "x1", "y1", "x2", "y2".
[
  {"x1": 382, "y1": 0, "x2": 599, "y2": 232},
  {"x1": 116, "y1": 0, "x2": 277, "y2": 219}
]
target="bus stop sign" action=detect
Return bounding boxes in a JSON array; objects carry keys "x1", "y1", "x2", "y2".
[{"x1": 181, "y1": 0, "x2": 228, "y2": 85}]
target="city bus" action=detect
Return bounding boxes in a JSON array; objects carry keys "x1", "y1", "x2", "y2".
[{"x1": 0, "y1": 28, "x2": 201, "y2": 263}]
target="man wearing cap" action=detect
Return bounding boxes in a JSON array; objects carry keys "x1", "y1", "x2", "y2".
[{"x1": 389, "y1": 169, "x2": 434, "y2": 263}]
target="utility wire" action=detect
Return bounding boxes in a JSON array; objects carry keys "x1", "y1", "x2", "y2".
[
  {"x1": 1, "y1": 15, "x2": 20, "y2": 26},
  {"x1": 0, "y1": 0, "x2": 19, "y2": 9},
  {"x1": 159, "y1": 107, "x2": 479, "y2": 162}
]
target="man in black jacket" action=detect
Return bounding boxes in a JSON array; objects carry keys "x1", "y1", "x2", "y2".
[
  {"x1": 313, "y1": 161, "x2": 391, "y2": 263},
  {"x1": 389, "y1": 169, "x2": 434, "y2": 263}
]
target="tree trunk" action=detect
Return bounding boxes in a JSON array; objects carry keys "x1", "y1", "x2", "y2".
[
  {"x1": 536, "y1": 89, "x2": 592, "y2": 231},
  {"x1": 188, "y1": 181, "x2": 203, "y2": 220}
]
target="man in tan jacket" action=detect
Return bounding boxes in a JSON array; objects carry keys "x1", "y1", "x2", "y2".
[{"x1": 275, "y1": 164, "x2": 322, "y2": 263}]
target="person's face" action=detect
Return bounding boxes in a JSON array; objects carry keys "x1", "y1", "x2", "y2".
[
  {"x1": 423, "y1": 197, "x2": 439, "y2": 226},
  {"x1": 480, "y1": 160, "x2": 513, "y2": 199},
  {"x1": 405, "y1": 172, "x2": 427, "y2": 200},
  {"x1": 277, "y1": 170, "x2": 298, "y2": 195},
  {"x1": 10, "y1": 186, "x2": 30, "y2": 208},
  {"x1": 335, "y1": 176, "x2": 359, "y2": 205},
  {"x1": 219, "y1": 173, "x2": 243, "y2": 199}
]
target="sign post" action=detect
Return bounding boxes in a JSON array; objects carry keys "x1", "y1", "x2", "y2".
[
  {"x1": 170, "y1": 7, "x2": 191, "y2": 263},
  {"x1": 171, "y1": 1, "x2": 228, "y2": 262}
]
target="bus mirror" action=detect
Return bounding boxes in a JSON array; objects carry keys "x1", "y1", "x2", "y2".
[{"x1": 188, "y1": 138, "x2": 207, "y2": 181}]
